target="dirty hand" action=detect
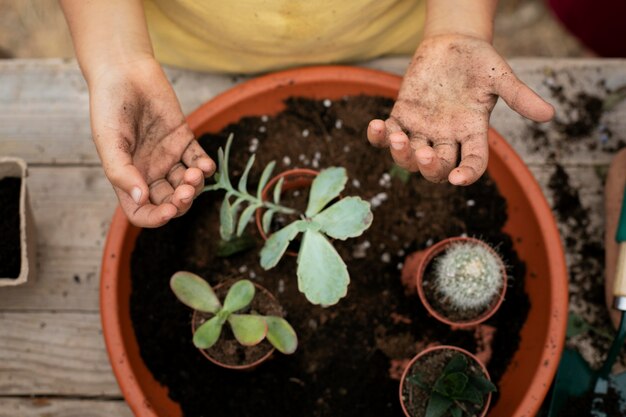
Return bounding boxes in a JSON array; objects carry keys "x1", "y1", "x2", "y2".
[
  {"x1": 368, "y1": 34, "x2": 555, "y2": 185},
  {"x1": 89, "y1": 58, "x2": 215, "y2": 227}
]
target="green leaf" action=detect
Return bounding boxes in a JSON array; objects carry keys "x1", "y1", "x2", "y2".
[
  {"x1": 453, "y1": 384, "x2": 482, "y2": 406},
  {"x1": 221, "y1": 134, "x2": 234, "y2": 187},
  {"x1": 256, "y1": 161, "x2": 276, "y2": 199},
  {"x1": 219, "y1": 197, "x2": 234, "y2": 241},
  {"x1": 262, "y1": 208, "x2": 278, "y2": 234},
  {"x1": 389, "y1": 164, "x2": 410, "y2": 183},
  {"x1": 434, "y1": 372, "x2": 468, "y2": 397},
  {"x1": 407, "y1": 373, "x2": 430, "y2": 390},
  {"x1": 216, "y1": 235, "x2": 256, "y2": 257},
  {"x1": 450, "y1": 407, "x2": 462, "y2": 417},
  {"x1": 313, "y1": 197, "x2": 373, "y2": 240},
  {"x1": 260, "y1": 221, "x2": 303, "y2": 269},
  {"x1": 296, "y1": 229, "x2": 349, "y2": 306},
  {"x1": 265, "y1": 316, "x2": 298, "y2": 354},
  {"x1": 203, "y1": 183, "x2": 221, "y2": 193},
  {"x1": 193, "y1": 316, "x2": 224, "y2": 349},
  {"x1": 469, "y1": 374, "x2": 497, "y2": 394},
  {"x1": 305, "y1": 167, "x2": 347, "y2": 217},
  {"x1": 228, "y1": 314, "x2": 268, "y2": 346},
  {"x1": 237, "y1": 203, "x2": 260, "y2": 237},
  {"x1": 223, "y1": 280, "x2": 255, "y2": 313},
  {"x1": 424, "y1": 392, "x2": 453, "y2": 417},
  {"x1": 170, "y1": 271, "x2": 221, "y2": 313},
  {"x1": 238, "y1": 154, "x2": 256, "y2": 193},
  {"x1": 273, "y1": 176, "x2": 285, "y2": 204},
  {"x1": 444, "y1": 354, "x2": 468, "y2": 374}
]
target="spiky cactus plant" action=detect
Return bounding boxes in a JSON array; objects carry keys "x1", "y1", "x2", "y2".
[
  {"x1": 170, "y1": 271, "x2": 298, "y2": 355},
  {"x1": 433, "y1": 241, "x2": 504, "y2": 311}
]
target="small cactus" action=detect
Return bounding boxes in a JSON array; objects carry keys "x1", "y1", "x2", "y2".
[{"x1": 433, "y1": 241, "x2": 504, "y2": 311}]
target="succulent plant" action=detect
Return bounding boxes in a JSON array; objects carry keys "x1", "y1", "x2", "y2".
[
  {"x1": 406, "y1": 353, "x2": 496, "y2": 417},
  {"x1": 203, "y1": 134, "x2": 373, "y2": 307},
  {"x1": 170, "y1": 271, "x2": 297, "y2": 354},
  {"x1": 433, "y1": 241, "x2": 504, "y2": 311}
]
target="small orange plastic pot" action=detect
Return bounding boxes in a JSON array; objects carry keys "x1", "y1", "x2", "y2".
[
  {"x1": 190, "y1": 281, "x2": 276, "y2": 370},
  {"x1": 399, "y1": 345, "x2": 492, "y2": 417},
  {"x1": 100, "y1": 66, "x2": 568, "y2": 417},
  {"x1": 408, "y1": 236, "x2": 507, "y2": 329},
  {"x1": 254, "y1": 168, "x2": 319, "y2": 255}
]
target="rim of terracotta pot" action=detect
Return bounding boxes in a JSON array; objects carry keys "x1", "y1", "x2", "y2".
[
  {"x1": 255, "y1": 168, "x2": 319, "y2": 247},
  {"x1": 190, "y1": 280, "x2": 276, "y2": 370},
  {"x1": 415, "y1": 236, "x2": 508, "y2": 329},
  {"x1": 100, "y1": 65, "x2": 568, "y2": 417},
  {"x1": 399, "y1": 345, "x2": 492, "y2": 417}
]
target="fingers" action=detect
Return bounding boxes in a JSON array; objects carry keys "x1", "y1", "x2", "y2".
[
  {"x1": 166, "y1": 164, "x2": 205, "y2": 197},
  {"x1": 149, "y1": 178, "x2": 195, "y2": 217},
  {"x1": 182, "y1": 140, "x2": 215, "y2": 177},
  {"x1": 415, "y1": 142, "x2": 458, "y2": 183},
  {"x1": 118, "y1": 193, "x2": 178, "y2": 229},
  {"x1": 367, "y1": 119, "x2": 388, "y2": 147},
  {"x1": 101, "y1": 143, "x2": 150, "y2": 206},
  {"x1": 389, "y1": 131, "x2": 420, "y2": 172},
  {"x1": 496, "y1": 73, "x2": 555, "y2": 123},
  {"x1": 448, "y1": 134, "x2": 489, "y2": 186}
]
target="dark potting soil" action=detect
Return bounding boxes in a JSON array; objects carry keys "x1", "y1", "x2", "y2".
[
  {"x1": 130, "y1": 95, "x2": 530, "y2": 417},
  {"x1": 558, "y1": 385, "x2": 625, "y2": 417},
  {"x1": 422, "y1": 258, "x2": 495, "y2": 323},
  {"x1": 401, "y1": 349, "x2": 488, "y2": 417},
  {"x1": 0, "y1": 177, "x2": 21, "y2": 278},
  {"x1": 192, "y1": 282, "x2": 282, "y2": 366}
]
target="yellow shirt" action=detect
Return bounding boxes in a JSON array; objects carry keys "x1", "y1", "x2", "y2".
[{"x1": 144, "y1": 0, "x2": 425, "y2": 73}]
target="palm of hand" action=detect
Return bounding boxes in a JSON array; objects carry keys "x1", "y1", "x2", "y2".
[{"x1": 368, "y1": 35, "x2": 554, "y2": 185}]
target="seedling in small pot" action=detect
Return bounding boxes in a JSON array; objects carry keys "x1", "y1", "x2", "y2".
[
  {"x1": 170, "y1": 271, "x2": 297, "y2": 359},
  {"x1": 411, "y1": 237, "x2": 507, "y2": 327},
  {"x1": 400, "y1": 346, "x2": 496, "y2": 417},
  {"x1": 203, "y1": 134, "x2": 373, "y2": 306}
]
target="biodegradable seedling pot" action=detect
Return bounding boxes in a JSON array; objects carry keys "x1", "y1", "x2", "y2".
[
  {"x1": 100, "y1": 66, "x2": 568, "y2": 417},
  {"x1": 399, "y1": 345, "x2": 493, "y2": 417},
  {"x1": 407, "y1": 236, "x2": 507, "y2": 329},
  {"x1": 255, "y1": 168, "x2": 319, "y2": 255},
  {"x1": 190, "y1": 281, "x2": 279, "y2": 370},
  {"x1": 0, "y1": 157, "x2": 36, "y2": 286}
]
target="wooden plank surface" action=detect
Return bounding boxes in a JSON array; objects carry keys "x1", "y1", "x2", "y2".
[
  {"x1": 0, "y1": 312, "x2": 120, "y2": 396},
  {"x1": 0, "y1": 399, "x2": 132, "y2": 417}
]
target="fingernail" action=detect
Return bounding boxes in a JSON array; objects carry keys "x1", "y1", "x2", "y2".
[
  {"x1": 198, "y1": 159, "x2": 213, "y2": 172},
  {"x1": 131, "y1": 187, "x2": 142, "y2": 204},
  {"x1": 391, "y1": 141, "x2": 405, "y2": 150}
]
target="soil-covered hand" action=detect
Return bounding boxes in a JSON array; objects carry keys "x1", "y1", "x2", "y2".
[
  {"x1": 89, "y1": 58, "x2": 215, "y2": 227},
  {"x1": 368, "y1": 34, "x2": 555, "y2": 185}
]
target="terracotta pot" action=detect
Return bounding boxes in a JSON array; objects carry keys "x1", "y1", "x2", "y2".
[
  {"x1": 190, "y1": 281, "x2": 276, "y2": 370},
  {"x1": 100, "y1": 65, "x2": 568, "y2": 417},
  {"x1": 254, "y1": 168, "x2": 319, "y2": 256},
  {"x1": 0, "y1": 157, "x2": 36, "y2": 286},
  {"x1": 409, "y1": 236, "x2": 507, "y2": 329},
  {"x1": 399, "y1": 345, "x2": 492, "y2": 417}
]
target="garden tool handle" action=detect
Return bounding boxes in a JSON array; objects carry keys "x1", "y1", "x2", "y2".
[{"x1": 613, "y1": 186, "x2": 626, "y2": 311}]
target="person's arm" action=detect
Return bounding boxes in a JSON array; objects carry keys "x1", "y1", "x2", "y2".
[
  {"x1": 60, "y1": 0, "x2": 215, "y2": 227},
  {"x1": 368, "y1": 0, "x2": 554, "y2": 186}
]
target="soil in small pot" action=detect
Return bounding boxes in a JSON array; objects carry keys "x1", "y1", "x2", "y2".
[
  {"x1": 421, "y1": 255, "x2": 502, "y2": 323},
  {"x1": 192, "y1": 282, "x2": 282, "y2": 366},
  {"x1": 401, "y1": 349, "x2": 489, "y2": 417},
  {"x1": 130, "y1": 95, "x2": 530, "y2": 417},
  {"x1": 0, "y1": 177, "x2": 21, "y2": 278}
]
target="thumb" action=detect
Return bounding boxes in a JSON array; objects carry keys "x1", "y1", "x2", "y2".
[
  {"x1": 496, "y1": 73, "x2": 555, "y2": 123},
  {"x1": 100, "y1": 141, "x2": 149, "y2": 205}
]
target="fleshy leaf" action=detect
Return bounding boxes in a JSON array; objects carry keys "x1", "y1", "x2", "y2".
[
  {"x1": 444, "y1": 354, "x2": 468, "y2": 374},
  {"x1": 450, "y1": 407, "x2": 462, "y2": 417},
  {"x1": 228, "y1": 314, "x2": 268, "y2": 346},
  {"x1": 170, "y1": 271, "x2": 221, "y2": 313},
  {"x1": 260, "y1": 221, "x2": 304, "y2": 269},
  {"x1": 452, "y1": 384, "x2": 482, "y2": 406},
  {"x1": 262, "y1": 208, "x2": 278, "y2": 234},
  {"x1": 407, "y1": 373, "x2": 430, "y2": 390},
  {"x1": 265, "y1": 316, "x2": 298, "y2": 354},
  {"x1": 223, "y1": 280, "x2": 255, "y2": 313},
  {"x1": 424, "y1": 392, "x2": 453, "y2": 417},
  {"x1": 237, "y1": 204, "x2": 260, "y2": 237},
  {"x1": 313, "y1": 197, "x2": 373, "y2": 240},
  {"x1": 296, "y1": 229, "x2": 349, "y2": 306},
  {"x1": 273, "y1": 176, "x2": 285, "y2": 204},
  {"x1": 469, "y1": 374, "x2": 497, "y2": 394},
  {"x1": 256, "y1": 161, "x2": 276, "y2": 199},
  {"x1": 219, "y1": 197, "x2": 234, "y2": 241},
  {"x1": 193, "y1": 316, "x2": 223, "y2": 349},
  {"x1": 434, "y1": 372, "x2": 468, "y2": 397},
  {"x1": 216, "y1": 235, "x2": 256, "y2": 257},
  {"x1": 305, "y1": 167, "x2": 347, "y2": 217},
  {"x1": 238, "y1": 154, "x2": 256, "y2": 193},
  {"x1": 221, "y1": 134, "x2": 234, "y2": 187}
]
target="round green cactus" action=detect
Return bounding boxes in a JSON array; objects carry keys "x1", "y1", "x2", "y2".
[{"x1": 433, "y1": 241, "x2": 504, "y2": 311}]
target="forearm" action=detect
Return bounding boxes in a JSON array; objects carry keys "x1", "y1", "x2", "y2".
[
  {"x1": 424, "y1": 0, "x2": 498, "y2": 42},
  {"x1": 59, "y1": 0, "x2": 154, "y2": 86}
]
